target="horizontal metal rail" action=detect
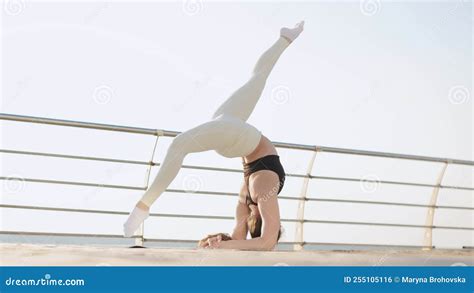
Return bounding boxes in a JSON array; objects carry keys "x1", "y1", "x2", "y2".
[
  {"x1": 0, "y1": 204, "x2": 296, "y2": 223},
  {"x1": 0, "y1": 113, "x2": 178, "y2": 137},
  {"x1": 0, "y1": 230, "x2": 132, "y2": 239},
  {"x1": 0, "y1": 173, "x2": 474, "y2": 210},
  {"x1": 0, "y1": 231, "x2": 445, "y2": 250},
  {"x1": 2, "y1": 174, "x2": 472, "y2": 209},
  {"x1": 1, "y1": 204, "x2": 472, "y2": 230},
  {"x1": 1, "y1": 173, "x2": 473, "y2": 210},
  {"x1": 309, "y1": 175, "x2": 473, "y2": 191},
  {"x1": 3, "y1": 148, "x2": 473, "y2": 191},
  {"x1": 2, "y1": 174, "x2": 473, "y2": 202},
  {"x1": 0, "y1": 171, "x2": 474, "y2": 191},
  {"x1": 2, "y1": 113, "x2": 473, "y2": 166},
  {"x1": 0, "y1": 149, "x2": 154, "y2": 166},
  {"x1": 303, "y1": 220, "x2": 473, "y2": 231},
  {"x1": 305, "y1": 198, "x2": 474, "y2": 210},
  {"x1": 0, "y1": 231, "x2": 298, "y2": 246},
  {"x1": 0, "y1": 176, "x2": 146, "y2": 191},
  {"x1": 301, "y1": 241, "x2": 435, "y2": 249}
]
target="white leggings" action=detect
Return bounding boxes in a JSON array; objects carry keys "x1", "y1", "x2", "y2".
[{"x1": 140, "y1": 37, "x2": 290, "y2": 207}]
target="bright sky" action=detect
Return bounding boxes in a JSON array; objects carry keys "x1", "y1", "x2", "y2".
[{"x1": 1, "y1": 0, "x2": 472, "y2": 249}]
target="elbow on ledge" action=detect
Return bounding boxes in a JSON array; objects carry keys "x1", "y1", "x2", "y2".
[{"x1": 258, "y1": 237, "x2": 278, "y2": 251}]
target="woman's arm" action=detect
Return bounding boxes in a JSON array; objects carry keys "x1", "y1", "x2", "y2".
[
  {"x1": 216, "y1": 237, "x2": 273, "y2": 251},
  {"x1": 198, "y1": 181, "x2": 249, "y2": 248},
  {"x1": 216, "y1": 171, "x2": 281, "y2": 251}
]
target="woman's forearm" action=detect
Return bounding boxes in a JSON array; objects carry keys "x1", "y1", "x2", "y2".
[{"x1": 218, "y1": 237, "x2": 276, "y2": 251}]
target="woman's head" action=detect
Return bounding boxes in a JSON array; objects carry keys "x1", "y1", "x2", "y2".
[{"x1": 247, "y1": 209, "x2": 282, "y2": 241}]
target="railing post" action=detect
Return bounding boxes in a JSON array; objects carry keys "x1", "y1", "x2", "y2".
[
  {"x1": 293, "y1": 148, "x2": 318, "y2": 251},
  {"x1": 143, "y1": 133, "x2": 161, "y2": 188},
  {"x1": 422, "y1": 162, "x2": 449, "y2": 250},
  {"x1": 134, "y1": 131, "x2": 161, "y2": 248},
  {"x1": 134, "y1": 223, "x2": 145, "y2": 247}
]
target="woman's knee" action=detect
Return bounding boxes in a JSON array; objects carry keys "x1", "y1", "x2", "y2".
[
  {"x1": 249, "y1": 72, "x2": 266, "y2": 84},
  {"x1": 168, "y1": 133, "x2": 192, "y2": 155},
  {"x1": 172, "y1": 132, "x2": 188, "y2": 144}
]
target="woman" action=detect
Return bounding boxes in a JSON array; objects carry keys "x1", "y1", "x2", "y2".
[{"x1": 124, "y1": 22, "x2": 304, "y2": 250}]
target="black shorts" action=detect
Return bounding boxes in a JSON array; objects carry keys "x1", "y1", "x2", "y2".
[{"x1": 243, "y1": 154, "x2": 286, "y2": 206}]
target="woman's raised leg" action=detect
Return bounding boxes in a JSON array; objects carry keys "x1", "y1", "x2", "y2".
[{"x1": 211, "y1": 21, "x2": 304, "y2": 122}]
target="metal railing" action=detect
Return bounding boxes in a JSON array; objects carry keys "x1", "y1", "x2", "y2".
[{"x1": 0, "y1": 113, "x2": 473, "y2": 250}]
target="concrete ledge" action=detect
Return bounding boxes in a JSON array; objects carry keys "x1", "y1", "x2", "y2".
[{"x1": 1, "y1": 243, "x2": 473, "y2": 266}]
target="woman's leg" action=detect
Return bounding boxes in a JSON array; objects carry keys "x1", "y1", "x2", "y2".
[
  {"x1": 139, "y1": 22, "x2": 304, "y2": 208},
  {"x1": 211, "y1": 21, "x2": 304, "y2": 122},
  {"x1": 124, "y1": 120, "x2": 239, "y2": 236},
  {"x1": 124, "y1": 22, "x2": 304, "y2": 237},
  {"x1": 141, "y1": 122, "x2": 233, "y2": 207}
]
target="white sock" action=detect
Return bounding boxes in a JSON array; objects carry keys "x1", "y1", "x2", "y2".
[
  {"x1": 123, "y1": 206, "x2": 149, "y2": 237},
  {"x1": 280, "y1": 21, "x2": 305, "y2": 43}
]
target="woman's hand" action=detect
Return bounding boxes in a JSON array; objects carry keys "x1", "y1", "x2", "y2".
[
  {"x1": 198, "y1": 233, "x2": 232, "y2": 249},
  {"x1": 207, "y1": 235, "x2": 222, "y2": 249}
]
